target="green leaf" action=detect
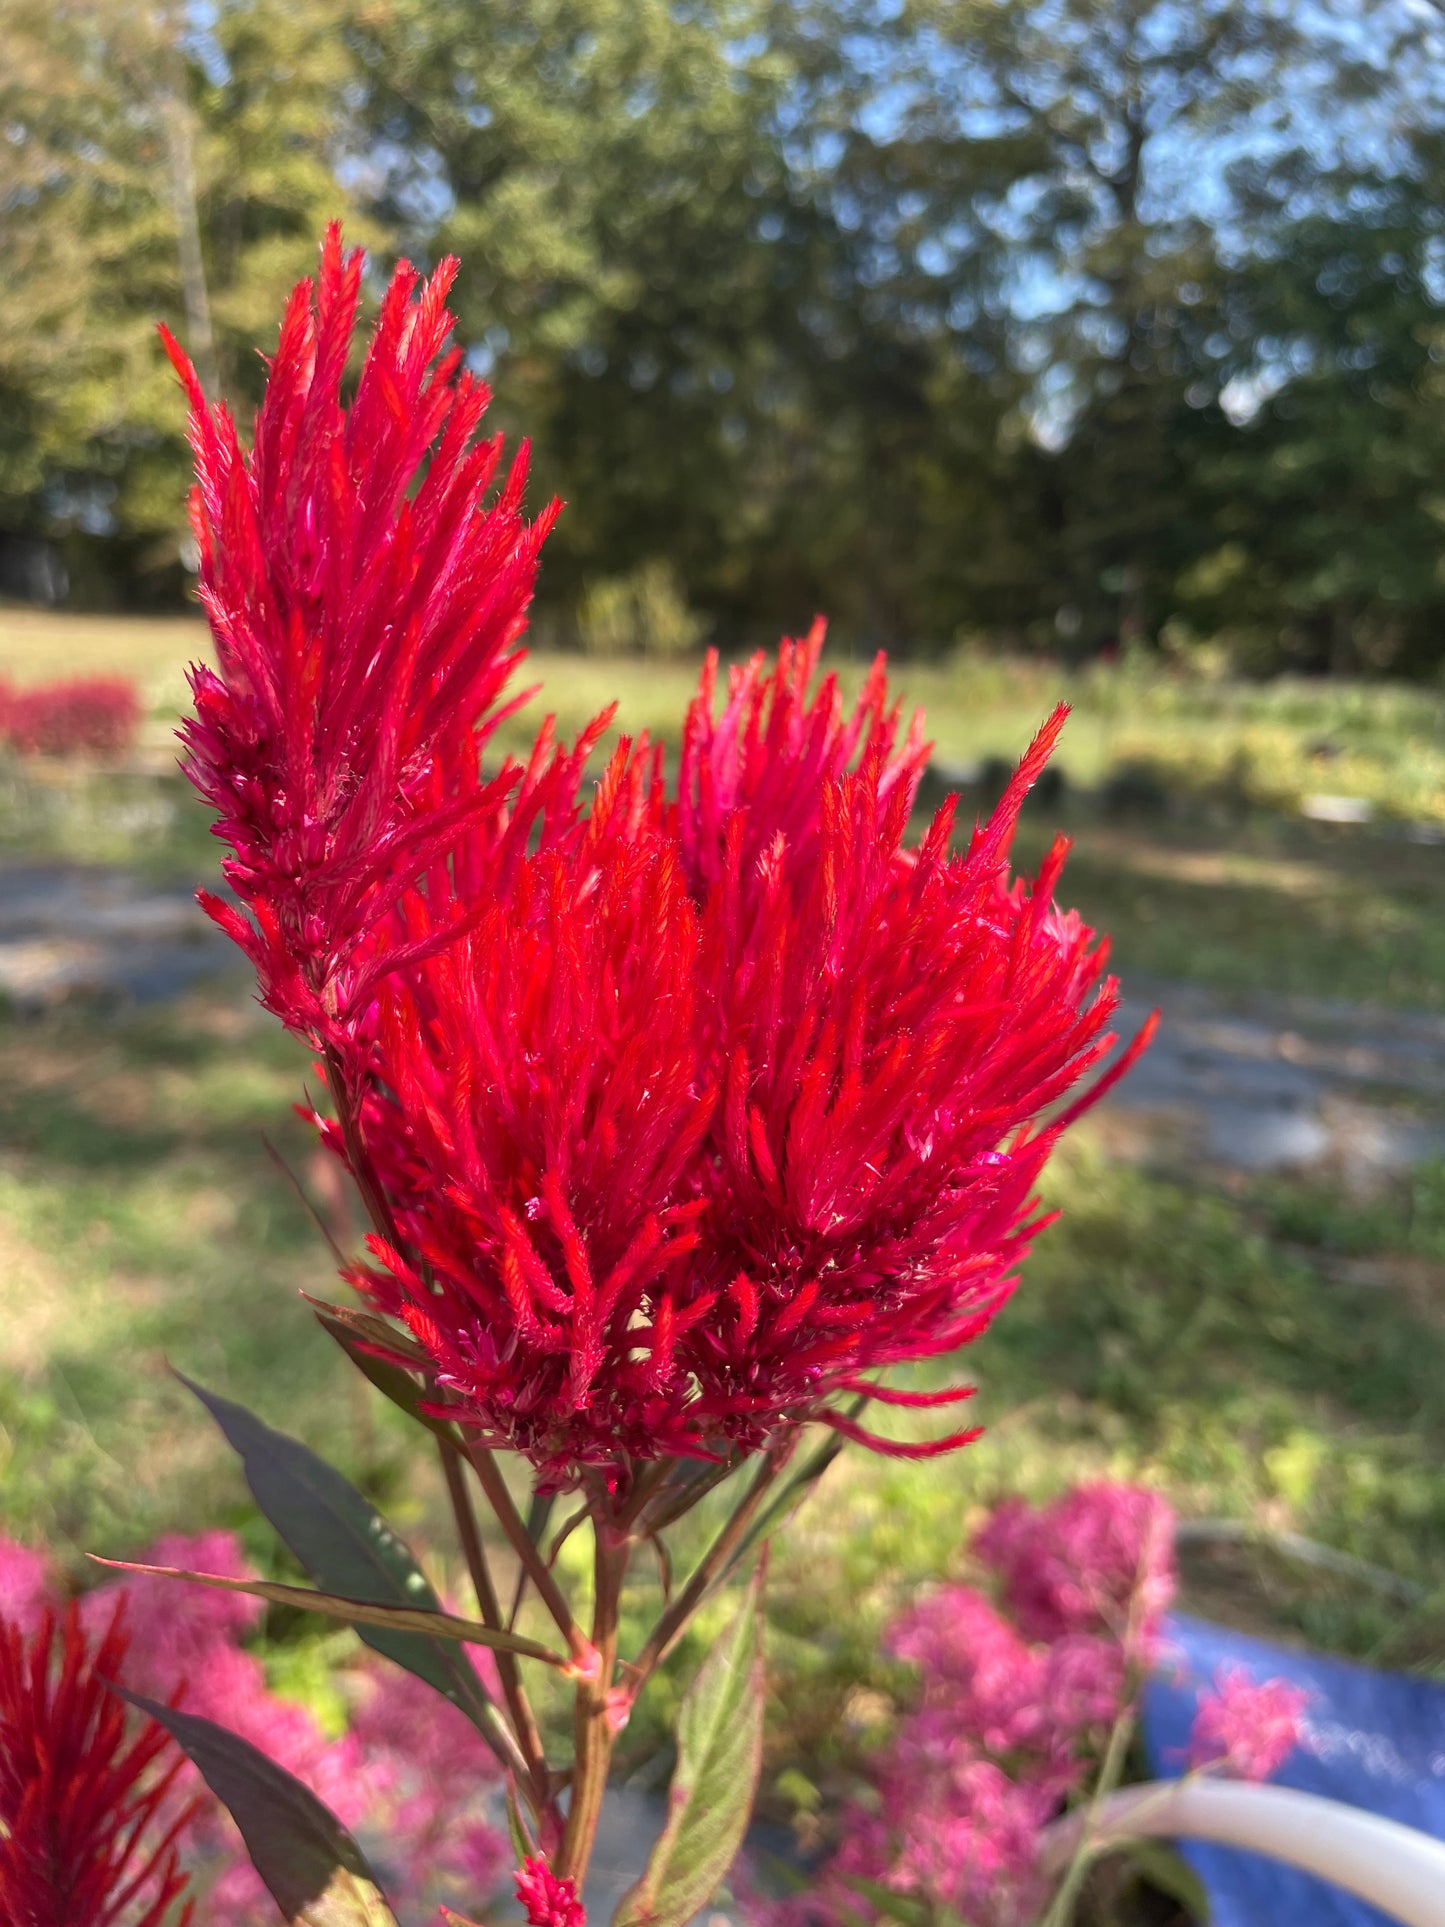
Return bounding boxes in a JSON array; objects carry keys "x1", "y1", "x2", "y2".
[
  {"x1": 117, "y1": 1688, "x2": 398, "y2": 1926},
  {"x1": 505, "y1": 1778, "x2": 535, "y2": 1862},
  {"x1": 616, "y1": 1565, "x2": 766, "y2": 1927},
  {"x1": 174, "y1": 1374, "x2": 510, "y2": 1742},
  {"x1": 93, "y1": 1556, "x2": 567, "y2": 1665}
]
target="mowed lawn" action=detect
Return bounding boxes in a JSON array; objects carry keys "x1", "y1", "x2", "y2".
[
  {"x1": 5, "y1": 605, "x2": 1445, "y2": 822},
  {"x1": 1, "y1": 608, "x2": 1443, "y2": 1732},
  {"x1": 5, "y1": 608, "x2": 1444, "y2": 1010}
]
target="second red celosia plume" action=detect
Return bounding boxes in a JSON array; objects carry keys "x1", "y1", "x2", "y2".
[{"x1": 339, "y1": 650, "x2": 1153, "y2": 1482}]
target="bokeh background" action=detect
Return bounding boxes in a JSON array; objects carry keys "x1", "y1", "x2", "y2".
[{"x1": 1, "y1": 0, "x2": 1442, "y2": 1837}]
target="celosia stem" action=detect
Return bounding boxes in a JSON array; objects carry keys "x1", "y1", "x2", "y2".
[
  {"x1": 467, "y1": 1445, "x2": 595, "y2": 1671},
  {"x1": 557, "y1": 1522, "x2": 629, "y2": 1889},
  {"x1": 439, "y1": 1440, "x2": 554, "y2": 1827},
  {"x1": 1041, "y1": 1703, "x2": 1137, "y2": 1927},
  {"x1": 629, "y1": 1445, "x2": 788, "y2": 1687}
]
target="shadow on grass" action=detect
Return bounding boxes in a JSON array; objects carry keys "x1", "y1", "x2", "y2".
[{"x1": 0, "y1": 991, "x2": 369, "y2": 1563}]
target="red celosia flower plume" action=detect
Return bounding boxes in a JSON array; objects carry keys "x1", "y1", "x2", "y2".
[
  {"x1": 672, "y1": 619, "x2": 930, "y2": 900},
  {"x1": 349, "y1": 758, "x2": 716, "y2": 1478},
  {"x1": 678, "y1": 700, "x2": 1153, "y2": 1457},
  {"x1": 165, "y1": 223, "x2": 558, "y2": 1039},
  {"x1": 0, "y1": 1600, "x2": 194, "y2": 1927},
  {"x1": 172, "y1": 234, "x2": 1154, "y2": 1490}
]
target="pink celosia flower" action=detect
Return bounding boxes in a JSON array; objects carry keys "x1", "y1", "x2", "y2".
[
  {"x1": 834, "y1": 1757, "x2": 1052, "y2": 1927},
  {"x1": 973, "y1": 1481, "x2": 1176, "y2": 1651},
  {"x1": 349, "y1": 1662, "x2": 507, "y2": 1907},
  {"x1": 1188, "y1": 1664, "x2": 1310, "y2": 1782},
  {"x1": 164, "y1": 224, "x2": 558, "y2": 1040},
  {"x1": 0, "y1": 1533, "x2": 53, "y2": 1635},
  {"x1": 515, "y1": 1854, "x2": 586, "y2": 1927},
  {"x1": 745, "y1": 1482, "x2": 1181, "y2": 1927},
  {"x1": 0, "y1": 1599, "x2": 195, "y2": 1926}
]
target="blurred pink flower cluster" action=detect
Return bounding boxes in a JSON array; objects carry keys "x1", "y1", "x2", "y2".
[
  {"x1": 1188, "y1": 1663, "x2": 1312, "y2": 1783},
  {"x1": 755, "y1": 1482, "x2": 1176, "y2": 1927},
  {"x1": 752, "y1": 1481, "x2": 1305, "y2": 1927},
  {"x1": 0, "y1": 674, "x2": 141, "y2": 759},
  {"x1": 0, "y1": 1529, "x2": 506, "y2": 1924}
]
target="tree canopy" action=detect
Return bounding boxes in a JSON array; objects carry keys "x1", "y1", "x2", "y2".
[{"x1": 1, "y1": 0, "x2": 1443, "y2": 670}]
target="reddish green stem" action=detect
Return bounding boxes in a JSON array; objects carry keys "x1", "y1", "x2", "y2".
[
  {"x1": 557, "y1": 1520, "x2": 630, "y2": 1888},
  {"x1": 439, "y1": 1439, "x2": 554, "y2": 1829},
  {"x1": 467, "y1": 1444, "x2": 595, "y2": 1670}
]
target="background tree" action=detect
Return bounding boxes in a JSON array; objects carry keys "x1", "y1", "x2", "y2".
[
  {"x1": 2, "y1": 0, "x2": 1445, "y2": 671},
  {"x1": 0, "y1": 0, "x2": 369, "y2": 595}
]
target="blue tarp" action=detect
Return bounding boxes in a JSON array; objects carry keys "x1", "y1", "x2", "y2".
[{"x1": 1141, "y1": 1614, "x2": 1445, "y2": 1926}]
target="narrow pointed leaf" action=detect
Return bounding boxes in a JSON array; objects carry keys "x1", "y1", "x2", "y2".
[
  {"x1": 174, "y1": 1373, "x2": 513, "y2": 1748},
  {"x1": 93, "y1": 1558, "x2": 567, "y2": 1665},
  {"x1": 506, "y1": 1778, "x2": 536, "y2": 1862},
  {"x1": 616, "y1": 1565, "x2": 766, "y2": 1927},
  {"x1": 301, "y1": 1298, "x2": 432, "y2": 1367},
  {"x1": 116, "y1": 1688, "x2": 398, "y2": 1926},
  {"x1": 177, "y1": 1372, "x2": 520, "y2": 1765},
  {"x1": 524, "y1": 1486, "x2": 557, "y2": 1550}
]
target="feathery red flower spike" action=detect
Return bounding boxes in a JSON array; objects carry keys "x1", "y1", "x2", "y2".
[
  {"x1": 171, "y1": 232, "x2": 1155, "y2": 1491},
  {"x1": 164, "y1": 221, "x2": 557, "y2": 1041}
]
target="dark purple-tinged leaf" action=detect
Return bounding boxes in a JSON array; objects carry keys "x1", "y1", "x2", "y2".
[
  {"x1": 92, "y1": 1558, "x2": 567, "y2": 1666},
  {"x1": 301, "y1": 1298, "x2": 432, "y2": 1366},
  {"x1": 616, "y1": 1565, "x2": 766, "y2": 1927},
  {"x1": 115, "y1": 1688, "x2": 397, "y2": 1926},
  {"x1": 309, "y1": 1309, "x2": 459, "y2": 1446},
  {"x1": 303, "y1": 1298, "x2": 460, "y2": 1446},
  {"x1": 174, "y1": 1374, "x2": 514, "y2": 1761}
]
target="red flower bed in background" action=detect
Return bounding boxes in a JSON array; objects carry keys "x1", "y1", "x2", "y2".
[{"x1": 0, "y1": 675, "x2": 142, "y2": 759}]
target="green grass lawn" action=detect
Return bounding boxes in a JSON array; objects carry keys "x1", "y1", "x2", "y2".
[
  {"x1": 1, "y1": 610, "x2": 1443, "y2": 1784},
  {"x1": 4, "y1": 606, "x2": 1444, "y2": 818}
]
